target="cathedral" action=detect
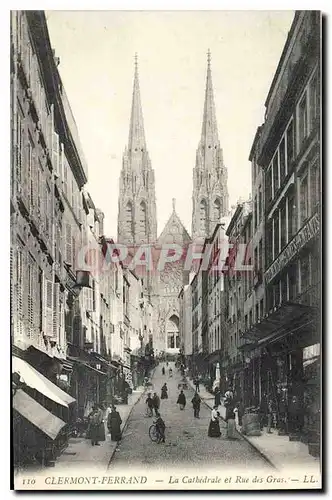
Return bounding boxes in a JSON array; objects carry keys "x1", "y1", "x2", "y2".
[{"x1": 117, "y1": 51, "x2": 229, "y2": 355}]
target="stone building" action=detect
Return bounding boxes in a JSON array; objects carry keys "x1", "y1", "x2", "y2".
[
  {"x1": 243, "y1": 11, "x2": 320, "y2": 454},
  {"x1": 224, "y1": 200, "x2": 253, "y2": 398},
  {"x1": 117, "y1": 57, "x2": 191, "y2": 356},
  {"x1": 10, "y1": 11, "x2": 126, "y2": 466},
  {"x1": 179, "y1": 284, "x2": 192, "y2": 364},
  {"x1": 191, "y1": 50, "x2": 229, "y2": 241},
  {"x1": 117, "y1": 52, "x2": 230, "y2": 356}
]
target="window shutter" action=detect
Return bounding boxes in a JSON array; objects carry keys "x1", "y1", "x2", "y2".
[
  {"x1": 52, "y1": 131, "x2": 59, "y2": 177},
  {"x1": 63, "y1": 151, "x2": 68, "y2": 198},
  {"x1": 10, "y1": 247, "x2": 15, "y2": 332},
  {"x1": 27, "y1": 257, "x2": 34, "y2": 340},
  {"x1": 65, "y1": 223, "x2": 72, "y2": 265},
  {"x1": 72, "y1": 233, "x2": 76, "y2": 269},
  {"x1": 16, "y1": 248, "x2": 23, "y2": 338},
  {"x1": 59, "y1": 300, "x2": 65, "y2": 349},
  {"x1": 53, "y1": 282, "x2": 60, "y2": 341},
  {"x1": 43, "y1": 276, "x2": 53, "y2": 337}
]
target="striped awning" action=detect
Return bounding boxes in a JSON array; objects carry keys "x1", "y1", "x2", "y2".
[
  {"x1": 12, "y1": 356, "x2": 76, "y2": 407},
  {"x1": 13, "y1": 389, "x2": 66, "y2": 440}
]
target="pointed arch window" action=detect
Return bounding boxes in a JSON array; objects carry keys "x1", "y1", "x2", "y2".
[
  {"x1": 199, "y1": 199, "x2": 208, "y2": 234},
  {"x1": 125, "y1": 201, "x2": 133, "y2": 234},
  {"x1": 138, "y1": 200, "x2": 147, "y2": 236},
  {"x1": 213, "y1": 198, "x2": 221, "y2": 221}
]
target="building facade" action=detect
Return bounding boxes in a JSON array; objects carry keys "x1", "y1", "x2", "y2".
[
  {"x1": 179, "y1": 284, "x2": 192, "y2": 363},
  {"x1": 242, "y1": 11, "x2": 320, "y2": 455},
  {"x1": 11, "y1": 11, "x2": 150, "y2": 467}
]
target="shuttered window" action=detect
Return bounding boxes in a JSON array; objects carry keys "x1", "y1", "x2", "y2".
[
  {"x1": 72, "y1": 233, "x2": 76, "y2": 269},
  {"x1": 10, "y1": 247, "x2": 15, "y2": 331},
  {"x1": 45, "y1": 180, "x2": 51, "y2": 237},
  {"x1": 16, "y1": 103, "x2": 23, "y2": 186},
  {"x1": 43, "y1": 276, "x2": 53, "y2": 337},
  {"x1": 16, "y1": 246, "x2": 24, "y2": 338},
  {"x1": 66, "y1": 223, "x2": 72, "y2": 265},
  {"x1": 52, "y1": 131, "x2": 59, "y2": 177},
  {"x1": 53, "y1": 282, "x2": 60, "y2": 341}
]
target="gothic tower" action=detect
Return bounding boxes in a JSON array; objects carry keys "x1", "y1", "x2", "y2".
[
  {"x1": 118, "y1": 55, "x2": 157, "y2": 245},
  {"x1": 191, "y1": 50, "x2": 229, "y2": 240}
]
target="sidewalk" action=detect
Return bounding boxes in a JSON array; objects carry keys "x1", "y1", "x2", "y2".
[
  {"x1": 187, "y1": 379, "x2": 320, "y2": 473},
  {"x1": 51, "y1": 387, "x2": 145, "y2": 473}
]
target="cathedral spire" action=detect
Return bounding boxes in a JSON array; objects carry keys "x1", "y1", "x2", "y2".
[
  {"x1": 200, "y1": 49, "x2": 219, "y2": 147},
  {"x1": 128, "y1": 53, "x2": 147, "y2": 152}
]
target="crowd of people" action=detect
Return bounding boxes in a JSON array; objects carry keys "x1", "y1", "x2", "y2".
[
  {"x1": 86, "y1": 363, "x2": 240, "y2": 449},
  {"x1": 145, "y1": 362, "x2": 240, "y2": 444}
]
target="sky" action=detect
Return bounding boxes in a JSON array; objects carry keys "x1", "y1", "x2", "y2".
[{"x1": 46, "y1": 10, "x2": 295, "y2": 239}]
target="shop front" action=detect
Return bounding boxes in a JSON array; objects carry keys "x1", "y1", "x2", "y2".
[
  {"x1": 12, "y1": 355, "x2": 76, "y2": 467},
  {"x1": 243, "y1": 301, "x2": 320, "y2": 451}
]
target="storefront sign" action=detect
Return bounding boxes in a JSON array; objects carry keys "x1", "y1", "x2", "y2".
[{"x1": 265, "y1": 212, "x2": 319, "y2": 284}]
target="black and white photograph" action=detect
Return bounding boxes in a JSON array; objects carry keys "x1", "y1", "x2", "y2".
[{"x1": 10, "y1": 9, "x2": 321, "y2": 490}]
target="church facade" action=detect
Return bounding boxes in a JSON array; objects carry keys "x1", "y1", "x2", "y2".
[{"x1": 117, "y1": 52, "x2": 228, "y2": 355}]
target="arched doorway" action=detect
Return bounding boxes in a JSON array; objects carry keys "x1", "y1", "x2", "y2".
[{"x1": 166, "y1": 315, "x2": 180, "y2": 351}]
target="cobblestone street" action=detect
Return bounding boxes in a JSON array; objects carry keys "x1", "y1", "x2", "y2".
[{"x1": 109, "y1": 363, "x2": 272, "y2": 472}]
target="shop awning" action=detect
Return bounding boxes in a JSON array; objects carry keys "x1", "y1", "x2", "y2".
[
  {"x1": 12, "y1": 356, "x2": 76, "y2": 407},
  {"x1": 13, "y1": 389, "x2": 66, "y2": 440},
  {"x1": 68, "y1": 356, "x2": 107, "y2": 375},
  {"x1": 242, "y1": 302, "x2": 315, "y2": 343},
  {"x1": 90, "y1": 353, "x2": 118, "y2": 370}
]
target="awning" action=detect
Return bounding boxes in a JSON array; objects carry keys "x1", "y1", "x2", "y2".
[
  {"x1": 90, "y1": 352, "x2": 118, "y2": 370},
  {"x1": 12, "y1": 356, "x2": 76, "y2": 407},
  {"x1": 13, "y1": 389, "x2": 66, "y2": 440},
  {"x1": 242, "y1": 302, "x2": 315, "y2": 342},
  {"x1": 68, "y1": 356, "x2": 107, "y2": 375}
]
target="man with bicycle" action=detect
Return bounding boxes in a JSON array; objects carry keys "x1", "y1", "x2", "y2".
[{"x1": 155, "y1": 411, "x2": 166, "y2": 443}]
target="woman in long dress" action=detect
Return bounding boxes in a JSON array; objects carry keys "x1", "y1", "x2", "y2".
[
  {"x1": 107, "y1": 405, "x2": 122, "y2": 442},
  {"x1": 224, "y1": 388, "x2": 236, "y2": 439},
  {"x1": 208, "y1": 405, "x2": 221, "y2": 437},
  {"x1": 161, "y1": 383, "x2": 168, "y2": 399}
]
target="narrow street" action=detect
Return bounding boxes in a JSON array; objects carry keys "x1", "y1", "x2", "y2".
[{"x1": 109, "y1": 363, "x2": 271, "y2": 472}]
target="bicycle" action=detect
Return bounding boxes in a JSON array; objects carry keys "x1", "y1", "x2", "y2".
[{"x1": 149, "y1": 423, "x2": 160, "y2": 442}]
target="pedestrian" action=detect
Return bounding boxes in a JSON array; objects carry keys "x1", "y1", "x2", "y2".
[
  {"x1": 208, "y1": 405, "x2": 221, "y2": 437},
  {"x1": 288, "y1": 395, "x2": 302, "y2": 438},
  {"x1": 214, "y1": 387, "x2": 221, "y2": 408},
  {"x1": 88, "y1": 404, "x2": 104, "y2": 446},
  {"x1": 155, "y1": 411, "x2": 166, "y2": 443},
  {"x1": 259, "y1": 393, "x2": 268, "y2": 430},
  {"x1": 191, "y1": 392, "x2": 201, "y2": 418},
  {"x1": 194, "y1": 377, "x2": 200, "y2": 393},
  {"x1": 267, "y1": 399, "x2": 275, "y2": 434},
  {"x1": 177, "y1": 390, "x2": 186, "y2": 410},
  {"x1": 145, "y1": 392, "x2": 154, "y2": 417},
  {"x1": 169, "y1": 367, "x2": 173, "y2": 378},
  {"x1": 107, "y1": 405, "x2": 122, "y2": 442},
  {"x1": 236, "y1": 400, "x2": 244, "y2": 428},
  {"x1": 162, "y1": 366, "x2": 165, "y2": 376},
  {"x1": 152, "y1": 392, "x2": 160, "y2": 416},
  {"x1": 224, "y1": 387, "x2": 236, "y2": 440},
  {"x1": 161, "y1": 383, "x2": 168, "y2": 400}
]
